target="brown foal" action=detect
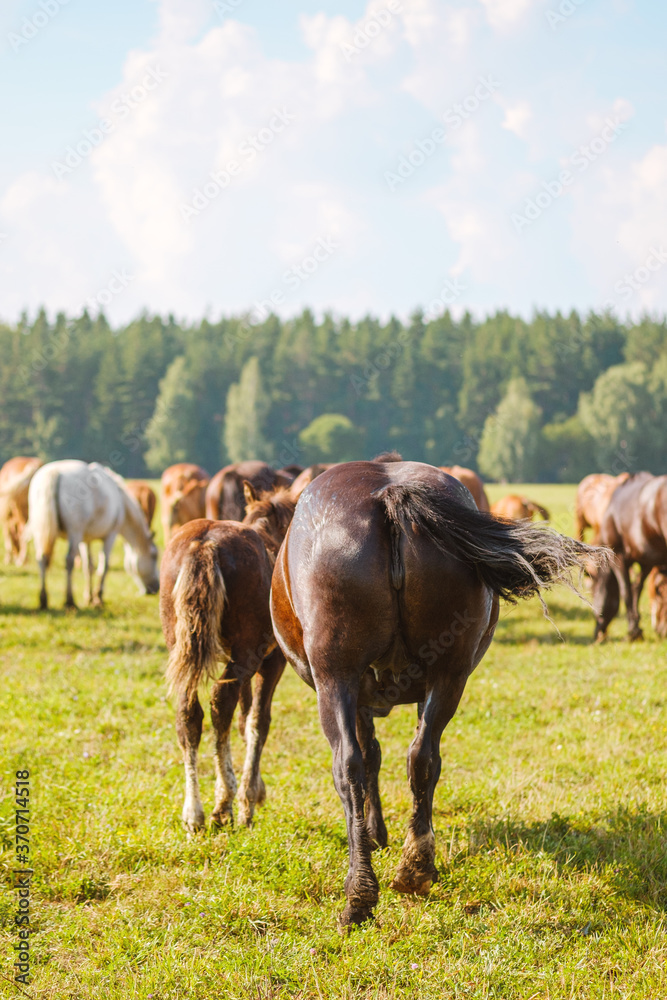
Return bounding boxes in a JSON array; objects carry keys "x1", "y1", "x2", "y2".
[{"x1": 160, "y1": 485, "x2": 295, "y2": 830}]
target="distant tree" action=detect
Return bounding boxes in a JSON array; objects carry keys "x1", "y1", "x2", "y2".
[
  {"x1": 144, "y1": 356, "x2": 198, "y2": 473},
  {"x1": 579, "y1": 360, "x2": 667, "y2": 473},
  {"x1": 540, "y1": 415, "x2": 596, "y2": 483},
  {"x1": 223, "y1": 356, "x2": 273, "y2": 463},
  {"x1": 298, "y1": 413, "x2": 363, "y2": 464},
  {"x1": 477, "y1": 378, "x2": 542, "y2": 482}
]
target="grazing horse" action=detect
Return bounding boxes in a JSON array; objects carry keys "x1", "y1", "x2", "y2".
[
  {"x1": 205, "y1": 461, "x2": 293, "y2": 522},
  {"x1": 491, "y1": 495, "x2": 550, "y2": 521},
  {"x1": 23, "y1": 461, "x2": 160, "y2": 609},
  {"x1": 440, "y1": 465, "x2": 490, "y2": 512},
  {"x1": 161, "y1": 464, "x2": 210, "y2": 544},
  {"x1": 160, "y1": 485, "x2": 296, "y2": 830},
  {"x1": 647, "y1": 566, "x2": 667, "y2": 637},
  {"x1": 575, "y1": 472, "x2": 630, "y2": 543},
  {"x1": 126, "y1": 480, "x2": 157, "y2": 530},
  {"x1": 593, "y1": 472, "x2": 667, "y2": 642},
  {"x1": 0, "y1": 456, "x2": 43, "y2": 564},
  {"x1": 270, "y1": 460, "x2": 599, "y2": 928}
]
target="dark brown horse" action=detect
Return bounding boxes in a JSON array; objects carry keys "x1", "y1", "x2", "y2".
[
  {"x1": 205, "y1": 461, "x2": 293, "y2": 522},
  {"x1": 593, "y1": 472, "x2": 667, "y2": 641},
  {"x1": 270, "y1": 460, "x2": 598, "y2": 928},
  {"x1": 160, "y1": 485, "x2": 296, "y2": 830}
]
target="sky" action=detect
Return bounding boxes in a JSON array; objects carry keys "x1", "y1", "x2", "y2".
[{"x1": 1, "y1": 0, "x2": 666, "y2": 326}]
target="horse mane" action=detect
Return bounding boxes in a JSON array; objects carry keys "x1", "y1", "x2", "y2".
[
  {"x1": 244, "y1": 487, "x2": 296, "y2": 536},
  {"x1": 100, "y1": 465, "x2": 152, "y2": 538},
  {"x1": 372, "y1": 451, "x2": 403, "y2": 463}
]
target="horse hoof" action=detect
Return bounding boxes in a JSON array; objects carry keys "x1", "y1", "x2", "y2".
[
  {"x1": 628, "y1": 629, "x2": 644, "y2": 642},
  {"x1": 210, "y1": 809, "x2": 234, "y2": 830},
  {"x1": 64, "y1": 600, "x2": 78, "y2": 611},
  {"x1": 337, "y1": 904, "x2": 375, "y2": 932},
  {"x1": 255, "y1": 777, "x2": 267, "y2": 807},
  {"x1": 391, "y1": 864, "x2": 438, "y2": 896},
  {"x1": 593, "y1": 631, "x2": 607, "y2": 645}
]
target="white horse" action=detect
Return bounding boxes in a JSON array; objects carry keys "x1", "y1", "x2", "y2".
[{"x1": 25, "y1": 460, "x2": 159, "y2": 609}]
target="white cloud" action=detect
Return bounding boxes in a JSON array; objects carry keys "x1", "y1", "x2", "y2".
[
  {"x1": 478, "y1": 0, "x2": 533, "y2": 29},
  {"x1": 501, "y1": 100, "x2": 532, "y2": 139}
]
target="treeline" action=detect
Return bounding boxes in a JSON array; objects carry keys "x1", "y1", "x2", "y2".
[{"x1": 1, "y1": 307, "x2": 666, "y2": 482}]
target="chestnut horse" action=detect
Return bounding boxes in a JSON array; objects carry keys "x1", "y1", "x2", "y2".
[
  {"x1": 440, "y1": 465, "x2": 490, "y2": 512},
  {"x1": 0, "y1": 456, "x2": 43, "y2": 564},
  {"x1": 205, "y1": 461, "x2": 293, "y2": 522},
  {"x1": 126, "y1": 480, "x2": 157, "y2": 530},
  {"x1": 491, "y1": 495, "x2": 549, "y2": 521},
  {"x1": 160, "y1": 484, "x2": 296, "y2": 830},
  {"x1": 575, "y1": 472, "x2": 630, "y2": 543},
  {"x1": 593, "y1": 472, "x2": 667, "y2": 641},
  {"x1": 161, "y1": 464, "x2": 210, "y2": 544},
  {"x1": 270, "y1": 460, "x2": 598, "y2": 927},
  {"x1": 647, "y1": 567, "x2": 667, "y2": 637}
]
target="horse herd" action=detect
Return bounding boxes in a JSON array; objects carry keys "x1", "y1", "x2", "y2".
[{"x1": 2, "y1": 454, "x2": 666, "y2": 926}]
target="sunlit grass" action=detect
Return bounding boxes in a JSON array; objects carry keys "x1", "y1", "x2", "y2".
[{"x1": 1, "y1": 485, "x2": 666, "y2": 998}]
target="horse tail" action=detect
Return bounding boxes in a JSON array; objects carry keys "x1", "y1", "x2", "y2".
[
  {"x1": 375, "y1": 482, "x2": 605, "y2": 604},
  {"x1": 27, "y1": 466, "x2": 59, "y2": 562},
  {"x1": 166, "y1": 538, "x2": 227, "y2": 705}
]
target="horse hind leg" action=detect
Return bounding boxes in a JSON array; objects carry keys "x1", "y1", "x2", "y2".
[
  {"x1": 210, "y1": 671, "x2": 242, "y2": 827},
  {"x1": 356, "y1": 708, "x2": 387, "y2": 850},
  {"x1": 237, "y1": 647, "x2": 285, "y2": 826},
  {"x1": 314, "y1": 665, "x2": 379, "y2": 929},
  {"x1": 237, "y1": 677, "x2": 253, "y2": 740},
  {"x1": 64, "y1": 537, "x2": 81, "y2": 608},
  {"x1": 392, "y1": 668, "x2": 468, "y2": 897},
  {"x1": 176, "y1": 692, "x2": 205, "y2": 832}
]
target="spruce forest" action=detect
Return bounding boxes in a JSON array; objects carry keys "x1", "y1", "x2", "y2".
[{"x1": 3, "y1": 307, "x2": 666, "y2": 481}]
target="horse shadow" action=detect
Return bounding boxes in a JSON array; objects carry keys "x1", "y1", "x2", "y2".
[
  {"x1": 0, "y1": 603, "x2": 121, "y2": 620},
  {"x1": 450, "y1": 807, "x2": 667, "y2": 911}
]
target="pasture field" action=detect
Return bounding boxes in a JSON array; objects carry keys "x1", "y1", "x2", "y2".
[{"x1": 1, "y1": 483, "x2": 666, "y2": 999}]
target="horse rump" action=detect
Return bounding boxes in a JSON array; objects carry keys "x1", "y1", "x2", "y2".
[{"x1": 375, "y1": 481, "x2": 606, "y2": 603}]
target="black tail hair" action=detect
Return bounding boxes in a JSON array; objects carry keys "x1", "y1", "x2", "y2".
[{"x1": 376, "y1": 482, "x2": 607, "y2": 603}]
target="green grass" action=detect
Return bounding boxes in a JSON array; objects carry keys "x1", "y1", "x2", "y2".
[{"x1": 1, "y1": 485, "x2": 666, "y2": 998}]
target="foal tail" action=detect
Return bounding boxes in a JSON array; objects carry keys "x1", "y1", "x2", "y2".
[
  {"x1": 166, "y1": 539, "x2": 227, "y2": 705},
  {"x1": 376, "y1": 482, "x2": 605, "y2": 603}
]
